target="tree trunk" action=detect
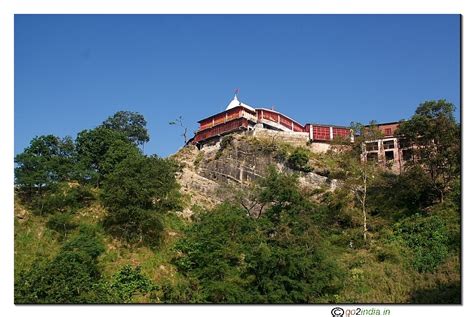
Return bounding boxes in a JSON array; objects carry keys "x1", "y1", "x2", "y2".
[{"x1": 362, "y1": 172, "x2": 368, "y2": 242}]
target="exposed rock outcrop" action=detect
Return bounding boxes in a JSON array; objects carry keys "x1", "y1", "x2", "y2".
[{"x1": 172, "y1": 132, "x2": 341, "y2": 214}]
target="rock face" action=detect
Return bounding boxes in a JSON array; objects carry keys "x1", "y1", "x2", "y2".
[
  {"x1": 198, "y1": 140, "x2": 283, "y2": 184},
  {"x1": 172, "y1": 131, "x2": 338, "y2": 211}
]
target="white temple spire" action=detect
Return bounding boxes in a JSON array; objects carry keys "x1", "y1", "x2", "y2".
[{"x1": 225, "y1": 89, "x2": 255, "y2": 112}]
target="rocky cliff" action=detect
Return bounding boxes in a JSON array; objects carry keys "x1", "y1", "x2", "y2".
[{"x1": 172, "y1": 130, "x2": 342, "y2": 216}]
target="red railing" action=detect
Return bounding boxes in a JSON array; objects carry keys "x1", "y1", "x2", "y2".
[{"x1": 194, "y1": 117, "x2": 249, "y2": 143}]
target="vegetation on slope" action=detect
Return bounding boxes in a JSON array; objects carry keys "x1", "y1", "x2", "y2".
[{"x1": 14, "y1": 101, "x2": 461, "y2": 303}]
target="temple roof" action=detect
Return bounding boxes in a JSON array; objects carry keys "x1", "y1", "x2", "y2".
[{"x1": 226, "y1": 94, "x2": 255, "y2": 112}]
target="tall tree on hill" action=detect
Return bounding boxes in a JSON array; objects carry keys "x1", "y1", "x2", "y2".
[
  {"x1": 15, "y1": 135, "x2": 75, "y2": 201},
  {"x1": 102, "y1": 111, "x2": 150, "y2": 148},
  {"x1": 75, "y1": 127, "x2": 138, "y2": 186},
  {"x1": 101, "y1": 155, "x2": 181, "y2": 247},
  {"x1": 337, "y1": 122, "x2": 383, "y2": 242},
  {"x1": 396, "y1": 100, "x2": 460, "y2": 203}
]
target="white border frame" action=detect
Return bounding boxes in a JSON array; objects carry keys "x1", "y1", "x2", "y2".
[{"x1": 1, "y1": 1, "x2": 471, "y2": 317}]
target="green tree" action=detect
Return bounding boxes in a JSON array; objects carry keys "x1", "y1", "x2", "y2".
[
  {"x1": 396, "y1": 100, "x2": 460, "y2": 202},
  {"x1": 75, "y1": 126, "x2": 135, "y2": 186},
  {"x1": 101, "y1": 155, "x2": 181, "y2": 246},
  {"x1": 46, "y1": 212, "x2": 78, "y2": 239},
  {"x1": 15, "y1": 135, "x2": 76, "y2": 201},
  {"x1": 368, "y1": 166, "x2": 437, "y2": 219},
  {"x1": 101, "y1": 155, "x2": 180, "y2": 211},
  {"x1": 102, "y1": 111, "x2": 150, "y2": 147},
  {"x1": 101, "y1": 139, "x2": 141, "y2": 177},
  {"x1": 103, "y1": 206, "x2": 164, "y2": 247},
  {"x1": 174, "y1": 169, "x2": 343, "y2": 303},
  {"x1": 174, "y1": 203, "x2": 261, "y2": 303},
  {"x1": 106, "y1": 265, "x2": 157, "y2": 303}
]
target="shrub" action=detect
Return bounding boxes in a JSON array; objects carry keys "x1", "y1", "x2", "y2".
[
  {"x1": 214, "y1": 135, "x2": 234, "y2": 160},
  {"x1": 194, "y1": 151, "x2": 204, "y2": 167},
  {"x1": 394, "y1": 214, "x2": 449, "y2": 272},
  {"x1": 287, "y1": 147, "x2": 312, "y2": 172},
  {"x1": 15, "y1": 227, "x2": 105, "y2": 303},
  {"x1": 103, "y1": 207, "x2": 164, "y2": 247},
  {"x1": 107, "y1": 265, "x2": 157, "y2": 303},
  {"x1": 61, "y1": 225, "x2": 105, "y2": 259},
  {"x1": 220, "y1": 134, "x2": 233, "y2": 149},
  {"x1": 30, "y1": 183, "x2": 95, "y2": 215},
  {"x1": 46, "y1": 212, "x2": 77, "y2": 238}
]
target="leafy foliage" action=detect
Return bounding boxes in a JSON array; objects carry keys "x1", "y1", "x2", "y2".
[
  {"x1": 101, "y1": 155, "x2": 181, "y2": 211},
  {"x1": 396, "y1": 100, "x2": 460, "y2": 202},
  {"x1": 29, "y1": 182, "x2": 95, "y2": 215},
  {"x1": 15, "y1": 227, "x2": 105, "y2": 303},
  {"x1": 107, "y1": 265, "x2": 157, "y2": 303},
  {"x1": 287, "y1": 147, "x2": 312, "y2": 172},
  {"x1": 102, "y1": 110, "x2": 150, "y2": 146},
  {"x1": 174, "y1": 169, "x2": 344, "y2": 303},
  {"x1": 14, "y1": 104, "x2": 460, "y2": 304},
  {"x1": 174, "y1": 203, "x2": 260, "y2": 303},
  {"x1": 101, "y1": 155, "x2": 181, "y2": 246},
  {"x1": 103, "y1": 206, "x2": 164, "y2": 247},
  {"x1": 368, "y1": 166, "x2": 437, "y2": 219},
  {"x1": 394, "y1": 214, "x2": 449, "y2": 273},
  {"x1": 75, "y1": 126, "x2": 135, "y2": 185},
  {"x1": 15, "y1": 135, "x2": 76, "y2": 200},
  {"x1": 46, "y1": 212, "x2": 77, "y2": 238}
]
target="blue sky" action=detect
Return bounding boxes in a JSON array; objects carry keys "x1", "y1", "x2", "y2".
[{"x1": 15, "y1": 14, "x2": 460, "y2": 157}]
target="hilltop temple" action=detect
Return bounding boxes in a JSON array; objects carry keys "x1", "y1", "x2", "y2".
[
  {"x1": 190, "y1": 94, "x2": 412, "y2": 174},
  {"x1": 191, "y1": 94, "x2": 352, "y2": 146}
]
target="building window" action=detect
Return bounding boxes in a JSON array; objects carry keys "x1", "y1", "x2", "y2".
[
  {"x1": 384, "y1": 128, "x2": 392, "y2": 136},
  {"x1": 402, "y1": 149, "x2": 413, "y2": 161},
  {"x1": 366, "y1": 141, "x2": 378, "y2": 152},
  {"x1": 385, "y1": 150, "x2": 394, "y2": 161},
  {"x1": 367, "y1": 152, "x2": 378, "y2": 162},
  {"x1": 383, "y1": 140, "x2": 395, "y2": 149}
]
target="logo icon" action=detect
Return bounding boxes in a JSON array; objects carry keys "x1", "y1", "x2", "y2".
[{"x1": 331, "y1": 307, "x2": 344, "y2": 317}]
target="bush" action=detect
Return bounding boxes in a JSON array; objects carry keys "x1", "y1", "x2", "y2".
[
  {"x1": 220, "y1": 134, "x2": 233, "y2": 149},
  {"x1": 61, "y1": 225, "x2": 105, "y2": 259},
  {"x1": 194, "y1": 151, "x2": 204, "y2": 167},
  {"x1": 287, "y1": 147, "x2": 312, "y2": 172},
  {"x1": 103, "y1": 207, "x2": 164, "y2": 247},
  {"x1": 30, "y1": 183, "x2": 95, "y2": 215},
  {"x1": 368, "y1": 167, "x2": 437, "y2": 219},
  {"x1": 214, "y1": 135, "x2": 234, "y2": 160},
  {"x1": 15, "y1": 227, "x2": 105, "y2": 303},
  {"x1": 46, "y1": 212, "x2": 77, "y2": 238},
  {"x1": 394, "y1": 214, "x2": 449, "y2": 272},
  {"x1": 109, "y1": 265, "x2": 158, "y2": 303}
]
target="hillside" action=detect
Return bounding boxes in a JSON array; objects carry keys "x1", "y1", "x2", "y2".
[
  {"x1": 14, "y1": 102, "x2": 461, "y2": 304},
  {"x1": 172, "y1": 131, "x2": 339, "y2": 214}
]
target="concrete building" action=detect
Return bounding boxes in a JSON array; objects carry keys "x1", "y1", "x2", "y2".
[{"x1": 363, "y1": 122, "x2": 414, "y2": 173}]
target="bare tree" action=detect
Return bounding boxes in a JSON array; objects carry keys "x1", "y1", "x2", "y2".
[
  {"x1": 169, "y1": 116, "x2": 189, "y2": 144},
  {"x1": 346, "y1": 159, "x2": 374, "y2": 241}
]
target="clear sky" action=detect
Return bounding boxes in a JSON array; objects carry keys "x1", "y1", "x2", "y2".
[{"x1": 15, "y1": 14, "x2": 460, "y2": 157}]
